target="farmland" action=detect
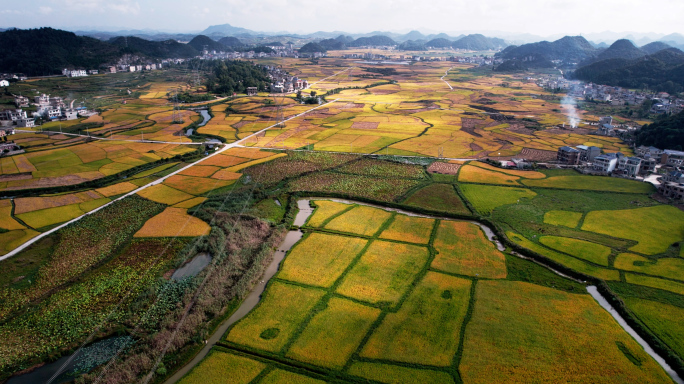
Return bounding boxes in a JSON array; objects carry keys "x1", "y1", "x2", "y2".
[{"x1": 0, "y1": 57, "x2": 682, "y2": 384}]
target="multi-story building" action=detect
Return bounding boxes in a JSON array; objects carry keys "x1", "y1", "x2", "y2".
[
  {"x1": 557, "y1": 146, "x2": 580, "y2": 165},
  {"x1": 576, "y1": 145, "x2": 601, "y2": 162},
  {"x1": 659, "y1": 182, "x2": 684, "y2": 200},
  {"x1": 63, "y1": 69, "x2": 88, "y2": 77},
  {"x1": 0, "y1": 109, "x2": 34, "y2": 127},
  {"x1": 592, "y1": 153, "x2": 621, "y2": 173},
  {"x1": 636, "y1": 145, "x2": 663, "y2": 160},
  {"x1": 14, "y1": 96, "x2": 29, "y2": 107},
  {"x1": 616, "y1": 156, "x2": 642, "y2": 177},
  {"x1": 662, "y1": 150, "x2": 684, "y2": 167}
]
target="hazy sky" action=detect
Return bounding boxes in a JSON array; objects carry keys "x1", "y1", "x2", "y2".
[{"x1": 2, "y1": 0, "x2": 682, "y2": 36}]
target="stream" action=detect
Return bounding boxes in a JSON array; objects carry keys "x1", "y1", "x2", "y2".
[{"x1": 196, "y1": 110, "x2": 211, "y2": 127}]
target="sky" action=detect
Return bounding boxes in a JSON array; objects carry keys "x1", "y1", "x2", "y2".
[{"x1": 1, "y1": 0, "x2": 683, "y2": 37}]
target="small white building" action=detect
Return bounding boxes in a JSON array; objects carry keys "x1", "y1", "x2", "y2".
[
  {"x1": 0, "y1": 80, "x2": 9, "y2": 87},
  {"x1": 616, "y1": 156, "x2": 642, "y2": 177}
]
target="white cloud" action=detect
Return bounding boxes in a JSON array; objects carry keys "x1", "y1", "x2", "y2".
[
  {"x1": 38, "y1": 6, "x2": 53, "y2": 15},
  {"x1": 108, "y1": 1, "x2": 141, "y2": 15}
]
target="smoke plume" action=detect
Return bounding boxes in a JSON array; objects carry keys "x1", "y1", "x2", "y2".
[{"x1": 561, "y1": 96, "x2": 580, "y2": 128}]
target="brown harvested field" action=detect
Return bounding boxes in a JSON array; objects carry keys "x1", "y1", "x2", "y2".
[
  {"x1": 351, "y1": 122, "x2": 379, "y2": 130},
  {"x1": 0, "y1": 173, "x2": 32, "y2": 182},
  {"x1": 225, "y1": 147, "x2": 279, "y2": 159},
  {"x1": 427, "y1": 162, "x2": 461, "y2": 175},
  {"x1": 519, "y1": 148, "x2": 558, "y2": 162},
  {"x1": 211, "y1": 170, "x2": 242, "y2": 181}
]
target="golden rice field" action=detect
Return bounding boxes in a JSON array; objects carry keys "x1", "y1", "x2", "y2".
[
  {"x1": 226, "y1": 281, "x2": 325, "y2": 352},
  {"x1": 624, "y1": 273, "x2": 684, "y2": 296},
  {"x1": 324, "y1": 205, "x2": 393, "y2": 236},
  {"x1": 277, "y1": 233, "x2": 367, "y2": 288},
  {"x1": 378, "y1": 214, "x2": 435, "y2": 244},
  {"x1": 432, "y1": 221, "x2": 507, "y2": 279},
  {"x1": 305, "y1": 200, "x2": 353, "y2": 227},
  {"x1": 137, "y1": 184, "x2": 195, "y2": 205},
  {"x1": 360, "y1": 272, "x2": 471, "y2": 366},
  {"x1": 459, "y1": 281, "x2": 672, "y2": 384},
  {"x1": 178, "y1": 350, "x2": 266, "y2": 384},
  {"x1": 133, "y1": 207, "x2": 210, "y2": 237},
  {"x1": 336, "y1": 240, "x2": 429, "y2": 305}
]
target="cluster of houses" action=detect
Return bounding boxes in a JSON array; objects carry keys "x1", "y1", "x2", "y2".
[
  {"x1": 555, "y1": 141, "x2": 684, "y2": 200},
  {"x1": 533, "y1": 76, "x2": 684, "y2": 115},
  {"x1": 266, "y1": 66, "x2": 309, "y2": 94},
  {"x1": 0, "y1": 127, "x2": 19, "y2": 155}
]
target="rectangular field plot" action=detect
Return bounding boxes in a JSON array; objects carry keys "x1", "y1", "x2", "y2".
[
  {"x1": 360, "y1": 272, "x2": 471, "y2": 366},
  {"x1": 379, "y1": 214, "x2": 435, "y2": 244},
  {"x1": 226, "y1": 281, "x2": 325, "y2": 353},
  {"x1": 432, "y1": 221, "x2": 506, "y2": 279},
  {"x1": 133, "y1": 207, "x2": 210, "y2": 238},
  {"x1": 324, "y1": 205, "x2": 393, "y2": 236},
  {"x1": 178, "y1": 349, "x2": 266, "y2": 384},
  {"x1": 522, "y1": 175, "x2": 655, "y2": 193},
  {"x1": 460, "y1": 184, "x2": 537, "y2": 215},
  {"x1": 305, "y1": 200, "x2": 353, "y2": 227},
  {"x1": 257, "y1": 369, "x2": 325, "y2": 384},
  {"x1": 278, "y1": 233, "x2": 368, "y2": 288},
  {"x1": 348, "y1": 362, "x2": 455, "y2": 384},
  {"x1": 539, "y1": 236, "x2": 611, "y2": 266},
  {"x1": 581, "y1": 206, "x2": 684, "y2": 255},
  {"x1": 459, "y1": 281, "x2": 672, "y2": 384},
  {"x1": 285, "y1": 297, "x2": 380, "y2": 369},
  {"x1": 336, "y1": 241, "x2": 429, "y2": 305},
  {"x1": 137, "y1": 184, "x2": 194, "y2": 205}
]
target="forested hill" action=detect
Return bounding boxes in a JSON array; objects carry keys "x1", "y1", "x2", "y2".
[
  {"x1": 498, "y1": 36, "x2": 598, "y2": 63},
  {"x1": 573, "y1": 48, "x2": 684, "y2": 93},
  {"x1": 0, "y1": 28, "x2": 123, "y2": 76},
  {"x1": 636, "y1": 111, "x2": 684, "y2": 150},
  {"x1": 109, "y1": 36, "x2": 199, "y2": 58}
]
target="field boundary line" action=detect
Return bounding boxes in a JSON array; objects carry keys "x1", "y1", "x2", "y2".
[
  {"x1": 441, "y1": 67, "x2": 455, "y2": 90},
  {"x1": 15, "y1": 129, "x2": 204, "y2": 145}
]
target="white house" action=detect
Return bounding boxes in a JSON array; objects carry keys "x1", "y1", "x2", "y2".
[
  {"x1": 616, "y1": 157, "x2": 642, "y2": 177},
  {"x1": 0, "y1": 80, "x2": 9, "y2": 87}
]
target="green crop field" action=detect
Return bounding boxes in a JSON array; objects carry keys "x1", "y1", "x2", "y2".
[
  {"x1": 543, "y1": 210, "x2": 583, "y2": 228},
  {"x1": 460, "y1": 184, "x2": 537, "y2": 215},
  {"x1": 582, "y1": 205, "x2": 684, "y2": 255},
  {"x1": 507, "y1": 232, "x2": 620, "y2": 280},
  {"x1": 402, "y1": 183, "x2": 470, "y2": 215},
  {"x1": 459, "y1": 280, "x2": 672, "y2": 384},
  {"x1": 624, "y1": 273, "x2": 684, "y2": 296},
  {"x1": 522, "y1": 175, "x2": 655, "y2": 193},
  {"x1": 539, "y1": 236, "x2": 612, "y2": 266},
  {"x1": 432, "y1": 221, "x2": 507, "y2": 278},
  {"x1": 614, "y1": 253, "x2": 684, "y2": 282}
]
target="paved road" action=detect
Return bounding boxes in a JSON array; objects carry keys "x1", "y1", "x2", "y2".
[
  {"x1": 441, "y1": 67, "x2": 455, "y2": 90},
  {"x1": 0, "y1": 100, "x2": 337, "y2": 262}
]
